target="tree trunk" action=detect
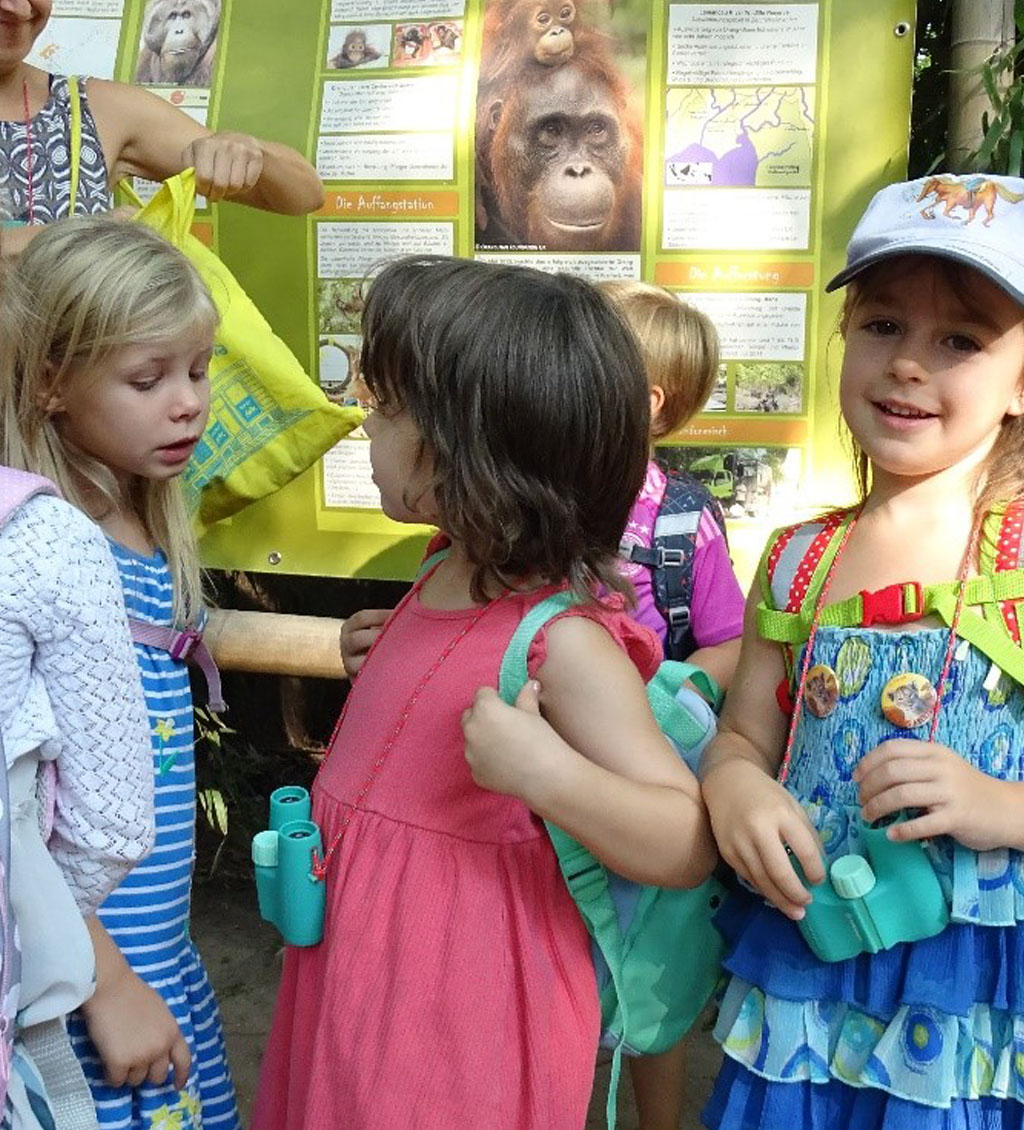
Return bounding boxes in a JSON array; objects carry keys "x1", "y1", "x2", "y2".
[{"x1": 948, "y1": 0, "x2": 1015, "y2": 170}]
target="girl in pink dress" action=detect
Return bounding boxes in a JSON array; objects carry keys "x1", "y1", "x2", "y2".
[{"x1": 251, "y1": 256, "x2": 717, "y2": 1130}]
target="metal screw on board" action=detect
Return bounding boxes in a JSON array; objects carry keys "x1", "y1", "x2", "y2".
[
  {"x1": 893, "y1": 21, "x2": 911, "y2": 37},
  {"x1": 267, "y1": 551, "x2": 282, "y2": 566}
]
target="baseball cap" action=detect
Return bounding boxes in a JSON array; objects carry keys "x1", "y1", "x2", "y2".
[{"x1": 826, "y1": 174, "x2": 1024, "y2": 306}]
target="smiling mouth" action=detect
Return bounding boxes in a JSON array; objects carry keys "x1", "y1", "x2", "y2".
[{"x1": 875, "y1": 401, "x2": 936, "y2": 420}]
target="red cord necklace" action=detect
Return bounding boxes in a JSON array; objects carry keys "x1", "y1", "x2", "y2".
[{"x1": 311, "y1": 566, "x2": 511, "y2": 881}]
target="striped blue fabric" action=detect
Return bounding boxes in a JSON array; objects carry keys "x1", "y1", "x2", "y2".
[{"x1": 68, "y1": 544, "x2": 239, "y2": 1130}]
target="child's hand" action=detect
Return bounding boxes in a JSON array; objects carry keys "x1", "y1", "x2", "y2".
[
  {"x1": 702, "y1": 760, "x2": 824, "y2": 920},
  {"x1": 340, "y1": 608, "x2": 391, "y2": 678},
  {"x1": 461, "y1": 681, "x2": 564, "y2": 802},
  {"x1": 855, "y1": 738, "x2": 1016, "y2": 851},
  {"x1": 81, "y1": 963, "x2": 191, "y2": 1089}
]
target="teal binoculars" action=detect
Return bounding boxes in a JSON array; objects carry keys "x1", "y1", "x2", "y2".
[
  {"x1": 794, "y1": 815, "x2": 948, "y2": 963},
  {"x1": 252, "y1": 786, "x2": 326, "y2": 947}
]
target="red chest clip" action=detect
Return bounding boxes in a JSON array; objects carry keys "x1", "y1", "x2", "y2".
[{"x1": 860, "y1": 581, "x2": 924, "y2": 627}]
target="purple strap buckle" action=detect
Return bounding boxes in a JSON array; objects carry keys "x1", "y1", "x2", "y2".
[{"x1": 169, "y1": 628, "x2": 202, "y2": 662}]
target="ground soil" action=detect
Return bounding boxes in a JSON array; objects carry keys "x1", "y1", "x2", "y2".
[{"x1": 191, "y1": 881, "x2": 723, "y2": 1129}]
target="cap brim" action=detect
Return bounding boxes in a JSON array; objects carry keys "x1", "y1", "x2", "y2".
[{"x1": 825, "y1": 240, "x2": 1024, "y2": 307}]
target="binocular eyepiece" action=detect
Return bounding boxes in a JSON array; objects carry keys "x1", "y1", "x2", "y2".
[{"x1": 252, "y1": 786, "x2": 326, "y2": 947}]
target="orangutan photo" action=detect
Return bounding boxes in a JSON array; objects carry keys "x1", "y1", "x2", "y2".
[{"x1": 135, "y1": 0, "x2": 220, "y2": 87}]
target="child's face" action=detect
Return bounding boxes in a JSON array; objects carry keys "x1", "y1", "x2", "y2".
[
  {"x1": 362, "y1": 401, "x2": 438, "y2": 525},
  {"x1": 52, "y1": 325, "x2": 213, "y2": 491},
  {"x1": 840, "y1": 258, "x2": 1024, "y2": 486}
]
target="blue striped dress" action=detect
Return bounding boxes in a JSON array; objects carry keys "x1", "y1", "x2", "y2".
[{"x1": 68, "y1": 544, "x2": 240, "y2": 1130}]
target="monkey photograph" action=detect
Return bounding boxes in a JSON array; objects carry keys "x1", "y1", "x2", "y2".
[
  {"x1": 429, "y1": 22, "x2": 464, "y2": 59},
  {"x1": 327, "y1": 26, "x2": 388, "y2": 71},
  {"x1": 135, "y1": 0, "x2": 220, "y2": 87},
  {"x1": 393, "y1": 24, "x2": 430, "y2": 67},
  {"x1": 474, "y1": 0, "x2": 645, "y2": 252},
  {"x1": 317, "y1": 278, "x2": 368, "y2": 337}
]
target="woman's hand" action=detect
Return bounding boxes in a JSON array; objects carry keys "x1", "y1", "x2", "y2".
[
  {"x1": 81, "y1": 962, "x2": 191, "y2": 1088},
  {"x1": 181, "y1": 131, "x2": 263, "y2": 202},
  {"x1": 855, "y1": 738, "x2": 1024, "y2": 851},
  {"x1": 340, "y1": 608, "x2": 391, "y2": 679},
  {"x1": 702, "y1": 759, "x2": 824, "y2": 919}
]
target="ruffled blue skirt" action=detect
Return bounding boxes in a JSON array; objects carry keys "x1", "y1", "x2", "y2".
[{"x1": 702, "y1": 895, "x2": 1024, "y2": 1129}]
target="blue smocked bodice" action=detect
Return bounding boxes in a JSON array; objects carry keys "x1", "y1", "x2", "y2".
[{"x1": 786, "y1": 624, "x2": 1024, "y2": 925}]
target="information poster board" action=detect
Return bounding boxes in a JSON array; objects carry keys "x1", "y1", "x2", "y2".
[{"x1": 38, "y1": 0, "x2": 916, "y2": 583}]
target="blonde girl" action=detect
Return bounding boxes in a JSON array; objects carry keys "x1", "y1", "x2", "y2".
[{"x1": 1, "y1": 215, "x2": 239, "y2": 1130}]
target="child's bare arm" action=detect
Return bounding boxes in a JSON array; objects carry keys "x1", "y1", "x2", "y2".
[
  {"x1": 686, "y1": 636, "x2": 741, "y2": 692},
  {"x1": 464, "y1": 616, "x2": 715, "y2": 888},
  {"x1": 699, "y1": 581, "x2": 824, "y2": 917},
  {"x1": 83, "y1": 917, "x2": 191, "y2": 1089}
]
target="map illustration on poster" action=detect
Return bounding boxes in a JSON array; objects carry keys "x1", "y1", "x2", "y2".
[{"x1": 32, "y1": 0, "x2": 916, "y2": 582}]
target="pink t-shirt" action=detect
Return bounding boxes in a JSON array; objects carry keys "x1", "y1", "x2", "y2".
[{"x1": 619, "y1": 461, "x2": 745, "y2": 653}]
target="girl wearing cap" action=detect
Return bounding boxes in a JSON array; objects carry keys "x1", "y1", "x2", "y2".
[{"x1": 699, "y1": 173, "x2": 1024, "y2": 1130}]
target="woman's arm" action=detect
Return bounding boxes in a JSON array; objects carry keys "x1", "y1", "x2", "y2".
[
  {"x1": 464, "y1": 614, "x2": 716, "y2": 888},
  {"x1": 87, "y1": 78, "x2": 324, "y2": 214}
]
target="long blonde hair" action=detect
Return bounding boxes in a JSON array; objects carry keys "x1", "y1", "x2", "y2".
[
  {"x1": 0, "y1": 217, "x2": 217, "y2": 626},
  {"x1": 599, "y1": 280, "x2": 720, "y2": 440}
]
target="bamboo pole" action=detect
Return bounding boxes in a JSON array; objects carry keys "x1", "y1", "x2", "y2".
[
  {"x1": 205, "y1": 609, "x2": 347, "y2": 680},
  {"x1": 948, "y1": 0, "x2": 1015, "y2": 170}
]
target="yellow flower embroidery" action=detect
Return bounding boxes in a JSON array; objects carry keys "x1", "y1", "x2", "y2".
[
  {"x1": 149, "y1": 1105, "x2": 184, "y2": 1130},
  {"x1": 154, "y1": 718, "x2": 176, "y2": 743}
]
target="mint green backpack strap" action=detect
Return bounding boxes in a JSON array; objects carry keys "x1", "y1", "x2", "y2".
[
  {"x1": 415, "y1": 548, "x2": 448, "y2": 579},
  {"x1": 497, "y1": 592, "x2": 629, "y2": 1130}
]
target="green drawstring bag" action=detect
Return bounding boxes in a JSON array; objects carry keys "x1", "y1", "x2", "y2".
[{"x1": 125, "y1": 169, "x2": 362, "y2": 531}]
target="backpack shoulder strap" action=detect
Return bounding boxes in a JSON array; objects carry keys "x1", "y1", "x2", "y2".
[
  {"x1": 0, "y1": 468, "x2": 58, "y2": 534},
  {"x1": 497, "y1": 593, "x2": 630, "y2": 1129},
  {"x1": 650, "y1": 472, "x2": 710, "y2": 661},
  {"x1": 979, "y1": 500, "x2": 1024, "y2": 644},
  {"x1": 756, "y1": 509, "x2": 854, "y2": 641}
]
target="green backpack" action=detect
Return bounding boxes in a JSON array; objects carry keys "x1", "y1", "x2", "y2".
[{"x1": 498, "y1": 592, "x2": 726, "y2": 1129}]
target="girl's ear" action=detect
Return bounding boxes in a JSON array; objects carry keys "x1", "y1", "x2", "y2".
[
  {"x1": 649, "y1": 384, "x2": 666, "y2": 425},
  {"x1": 1008, "y1": 375, "x2": 1024, "y2": 418},
  {"x1": 38, "y1": 388, "x2": 64, "y2": 415},
  {"x1": 38, "y1": 362, "x2": 64, "y2": 415}
]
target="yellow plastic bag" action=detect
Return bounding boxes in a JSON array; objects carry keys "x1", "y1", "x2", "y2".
[{"x1": 128, "y1": 170, "x2": 363, "y2": 530}]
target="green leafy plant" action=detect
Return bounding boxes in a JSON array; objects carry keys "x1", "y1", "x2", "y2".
[
  {"x1": 193, "y1": 704, "x2": 317, "y2": 884},
  {"x1": 969, "y1": 2, "x2": 1024, "y2": 174}
]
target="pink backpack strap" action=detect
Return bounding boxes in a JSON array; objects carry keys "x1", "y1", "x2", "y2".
[
  {"x1": 0, "y1": 467, "x2": 58, "y2": 533},
  {"x1": 127, "y1": 619, "x2": 226, "y2": 712}
]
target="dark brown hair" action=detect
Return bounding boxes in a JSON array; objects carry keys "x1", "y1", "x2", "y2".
[
  {"x1": 360, "y1": 256, "x2": 650, "y2": 601},
  {"x1": 840, "y1": 254, "x2": 1024, "y2": 533}
]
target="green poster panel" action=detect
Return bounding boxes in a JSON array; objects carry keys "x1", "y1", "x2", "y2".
[{"x1": 37, "y1": 0, "x2": 915, "y2": 584}]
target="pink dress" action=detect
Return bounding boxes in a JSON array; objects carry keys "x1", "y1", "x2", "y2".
[{"x1": 252, "y1": 579, "x2": 661, "y2": 1130}]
